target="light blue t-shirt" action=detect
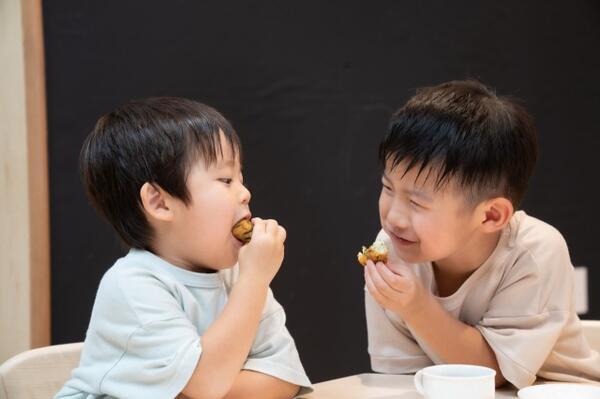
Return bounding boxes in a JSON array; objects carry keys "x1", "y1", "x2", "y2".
[{"x1": 54, "y1": 249, "x2": 311, "y2": 399}]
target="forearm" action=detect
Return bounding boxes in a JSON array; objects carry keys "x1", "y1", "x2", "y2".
[
  {"x1": 222, "y1": 370, "x2": 300, "y2": 399},
  {"x1": 183, "y1": 277, "x2": 269, "y2": 399},
  {"x1": 402, "y1": 296, "x2": 506, "y2": 386}
]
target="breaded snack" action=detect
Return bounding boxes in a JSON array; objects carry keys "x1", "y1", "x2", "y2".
[
  {"x1": 357, "y1": 240, "x2": 388, "y2": 266},
  {"x1": 232, "y1": 219, "x2": 253, "y2": 244}
]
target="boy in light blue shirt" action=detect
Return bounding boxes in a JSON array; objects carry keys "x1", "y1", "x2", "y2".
[{"x1": 55, "y1": 98, "x2": 311, "y2": 399}]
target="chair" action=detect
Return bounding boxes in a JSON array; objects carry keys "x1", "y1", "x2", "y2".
[
  {"x1": 582, "y1": 319, "x2": 600, "y2": 352},
  {"x1": 0, "y1": 342, "x2": 83, "y2": 399}
]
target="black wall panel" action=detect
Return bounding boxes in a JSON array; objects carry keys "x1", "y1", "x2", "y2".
[{"x1": 44, "y1": 1, "x2": 600, "y2": 382}]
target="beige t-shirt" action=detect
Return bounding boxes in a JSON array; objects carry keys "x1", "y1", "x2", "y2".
[{"x1": 365, "y1": 210, "x2": 600, "y2": 388}]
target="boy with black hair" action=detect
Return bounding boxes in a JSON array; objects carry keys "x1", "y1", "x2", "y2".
[
  {"x1": 364, "y1": 80, "x2": 600, "y2": 388},
  {"x1": 55, "y1": 97, "x2": 311, "y2": 399}
]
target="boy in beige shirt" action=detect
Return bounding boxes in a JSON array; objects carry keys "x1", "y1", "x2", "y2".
[{"x1": 364, "y1": 80, "x2": 600, "y2": 388}]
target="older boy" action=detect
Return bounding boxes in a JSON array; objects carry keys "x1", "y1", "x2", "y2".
[
  {"x1": 364, "y1": 80, "x2": 600, "y2": 388},
  {"x1": 55, "y1": 98, "x2": 311, "y2": 399}
]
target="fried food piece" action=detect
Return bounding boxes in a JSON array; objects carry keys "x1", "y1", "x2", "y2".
[
  {"x1": 232, "y1": 219, "x2": 253, "y2": 244},
  {"x1": 357, "y1": 240, "x2": 388, "y2": 266}
]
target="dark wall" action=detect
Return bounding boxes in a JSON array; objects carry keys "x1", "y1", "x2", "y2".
[{"x1": 45, "y1": 1, "x2": 600, "y2": 383}]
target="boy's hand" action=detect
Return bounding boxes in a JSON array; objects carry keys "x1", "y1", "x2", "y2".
[
  {"x1": 238, "y1": 217, "x2": 286, "y2": 285},
  {"x1": 364, "y1": 260, "x2": 429, "y2": 318}
]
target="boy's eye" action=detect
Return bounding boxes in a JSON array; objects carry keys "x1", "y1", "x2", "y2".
[
  {"x1": 382, "y1": 183, "x2": 392, "y2": 191},
  {"x1": 219, "y1": 178, "x2": 233, "y2": 185},
  {"x1": 410, "y1": 199, "x2": 423, "y2": 208}
]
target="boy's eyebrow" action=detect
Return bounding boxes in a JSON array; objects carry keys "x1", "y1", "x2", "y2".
[
  {"x1": 216, "y1": 159, "x2": 235, "y2": 168},
  {"x1": 382, "y1": 172, "x2": 433, "y2": 201},
  {"x1": 215, "y1": 159, "x2": 244, "y2": 174},
  {"x1": 404, "y1": 189, "x2": 433, "y2": 202}
]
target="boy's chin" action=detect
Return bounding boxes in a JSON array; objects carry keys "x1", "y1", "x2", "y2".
[
  {"x1": 392, "y1": 247, "x2": 429, "y2": 264},
  {"x1": 206, "y1": 242, "x2": 242, "y2": 270},
  {"x1": 213, "y1": 256, "x2": 238, "y2": 270}
]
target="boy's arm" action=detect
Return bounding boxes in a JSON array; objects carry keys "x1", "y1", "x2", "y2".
[
  {"x1": 182, "y1": 277, "x2": 269, "y2": 399},
  {"x1": 364, "y1": 261, "x2": 506, "y2": 387},
  {"x1": 222, "y1": 370, "x2": 300, "y2": 399},
  {"x1": 182, "y1": 219, "x2": 288, "y2": 399},
  {"x1": 402, "y1": 294, "x2": 506, "y2": 386},
  {"x1": 180, "y1": 372, "x2": 298, "y2": 399}
]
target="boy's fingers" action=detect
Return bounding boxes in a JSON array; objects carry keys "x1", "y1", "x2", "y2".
[
  {"x1": 251, "y1": 217, "x2": 266, "y2": 234},
  {"x1": 366, "y1": 262, "x2": 393, "y2": 300},
  {"x1": 386, "y1": 260, "x2": 413, "y2": 277},
  {"x1": 365, "y1": 269, "x2": 387, "y2": 305},
  {"x1": 377, "y1": 262, "x2": 409, "y2": 292},
  {"x1": 251, "y1": 217, "x2": 263, "y2": 226},
  {"x1": 277, "y1": 225, "x2": 287, "y2": 243},
  {"x1": 264, "y1": 219, "x2": 278, "y2": 235}
]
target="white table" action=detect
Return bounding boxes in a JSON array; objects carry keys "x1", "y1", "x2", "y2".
[{"x1": 299, "y1": 373, "x2": 518, "y2": 398}]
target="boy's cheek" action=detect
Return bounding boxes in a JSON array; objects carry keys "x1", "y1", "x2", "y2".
[{"x1": 378, "y1": 198, "x2": 391, "y2": 226}]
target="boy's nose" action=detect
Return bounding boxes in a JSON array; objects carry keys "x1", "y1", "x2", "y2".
[
  {"x1": 387, "y1": 202, "x2": 409, "y2": 230},
  {"x1": 240, "y1": 185, "x2": 251, "y2": 204}
]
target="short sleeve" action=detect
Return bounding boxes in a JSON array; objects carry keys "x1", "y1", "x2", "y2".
[
  {"x1": 243, "y1": 289, "x2": 312, "y2": 394},
  {"x1": 476, "y1": 233, "x2": 573, "y2": 388},
  {"x1": 99, "y1": 319, "x2": 201, "y2": 398},
  {"x1": 101, "y1": 268, "x2": 203, "y2": 398},
  {"x1": 365, "y1": 289, "x2": 433, "y2": 373},
  {"x1": 59, "y1": 266, "x2": 202, "y2": 399}
]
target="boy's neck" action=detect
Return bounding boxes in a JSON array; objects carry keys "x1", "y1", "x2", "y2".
[{"x1": 147, "y1": 244, "x2": 217, "y2": 274}]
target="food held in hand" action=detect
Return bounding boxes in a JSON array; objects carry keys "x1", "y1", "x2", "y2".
[
  {"x1": 357, "y1": 240, "x2": 388, "y2": 266},
  {"x1": 232, "y1": 219, "x2": 253, "y2": 244}
]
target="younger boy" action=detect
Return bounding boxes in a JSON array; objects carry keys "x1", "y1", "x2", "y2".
[
  {"x1": 364, "y1": 80, "x2": 600, "y2": 388},
  {"x1": 55, "y1": 97, "x2": 311, "y2": 399}
]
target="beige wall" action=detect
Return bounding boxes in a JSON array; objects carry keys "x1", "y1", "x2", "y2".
[{"x1": 0, "y1": 0, "x2": 50, "y2": 362}]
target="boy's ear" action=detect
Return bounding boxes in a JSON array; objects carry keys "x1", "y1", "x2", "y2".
[
  {"x1": 140, "y1": 182, "x2": 174, "y2": 222},
  {"x1": 479, "y1": 197, "x2": 514, "y2": 233}
]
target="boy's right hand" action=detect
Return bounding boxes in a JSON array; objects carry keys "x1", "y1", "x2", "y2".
[
  {"x1": 364, "y1": 259, "x2": 429, "y2": 318},
  {"x1": 237, "y1": 217, "x2": 286, "y2": 285}
]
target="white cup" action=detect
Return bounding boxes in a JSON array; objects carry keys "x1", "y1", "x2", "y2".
[{"x1": 414, "y1": 364, "x2": 496, "y2": 399}]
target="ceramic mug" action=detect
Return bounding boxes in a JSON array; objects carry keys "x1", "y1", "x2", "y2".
[{"x1": 414, "y1": 364, "x2": 496, "y2": 399}]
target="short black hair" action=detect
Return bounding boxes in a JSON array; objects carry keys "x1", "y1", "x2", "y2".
[
  {"x1": 81, "y1": 97, "x2": 241, "y2": 249},
  {"x1": 379, "y1": 80, "x2": 538, "y2": 207}
]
